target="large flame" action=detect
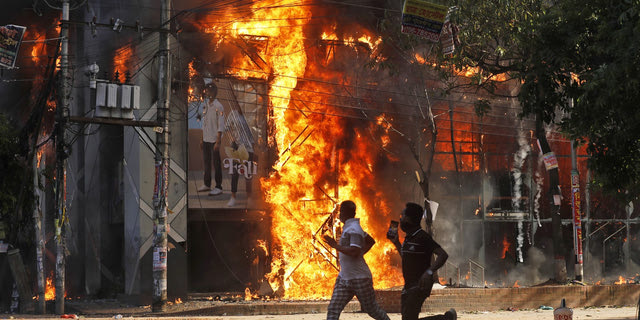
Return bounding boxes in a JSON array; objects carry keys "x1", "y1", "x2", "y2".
[
  {"x1": 113, "y1": 44, "x2": 133, "y2": 82},
  {"x1": 202, "y1": 0, "x2": 402, "y2": 298},
  {"x1": 44, "y1": 273, "x2": 55, "y2": 301}
]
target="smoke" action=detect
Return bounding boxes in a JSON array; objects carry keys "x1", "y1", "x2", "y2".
[
  {"x1": 511, "y1": 125, "x2": 530, "y2": 263},
  {"x1": 503, "y1": 247, "x2": 553, "y2": 286},
  {"x1": 433, "y1": 205, "x2": 459, "y2": 253}
]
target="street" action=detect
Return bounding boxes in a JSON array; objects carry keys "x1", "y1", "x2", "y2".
[{"x1": 7, "y1": 306, "x2": 637, "y2": 320}]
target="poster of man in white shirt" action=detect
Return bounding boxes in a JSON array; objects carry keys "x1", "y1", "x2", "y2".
[
  {"x1": 197, "y1": 83, "x2": 225, "y2": 196},
  {"x1": 188, "y1": 77, "x2": 266, "y2": 210}
]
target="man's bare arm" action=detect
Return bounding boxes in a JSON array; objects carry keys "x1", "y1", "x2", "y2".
[{"x1": 323, "y1": 235, "x2": 360, "y2": 257}]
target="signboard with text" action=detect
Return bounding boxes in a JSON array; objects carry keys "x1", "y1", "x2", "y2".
[
  {"x1": 401, "y1": 0, "x2": 449, "y2": 42},
  {"x1": 0, "y1": 24, "x2": 26, "y2": 68}
]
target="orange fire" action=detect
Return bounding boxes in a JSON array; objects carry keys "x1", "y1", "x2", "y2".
[
  {"x1": 257, "y1": 239, "x2": 269, "y2": 256},
  {"x1": 435, "y1": 121, "x2": 479, "y2": 172},
  {"x1": 47, "y1": 99, "x2": 56, "y2": 112},
  {"x1": 199, "y1": 0, "x2": 404, "y2": 299},
  {"x1": 501, "y1": 234, "x2": 510, "y2": 259},
  {"x1": 45, "y1": 274, "x2": 55, "y2": 301},
  {"x1": 614, "y1": 276, "x2": 627, "y2": 285},
  {"x1": 113, "y1": 44, "x2": 133, "y2": 82},
  {"x1": 36, "y1": 148, "x2": 44, "y2": 168},
  {"x1": 244, "y1": 287, "x2": 253, "y2": 301},
  {"x1": 187, "y1": 61, "x2": 198, "y2": 102},
  {"x1": 25, "y1": 27, "x2": 51, "y2": 67},
  {"x1": 413, "y1": 53, "x2": 508, "y2": 82},
  {"x1": 513, "y1": 280, "x2": 520, "y2": 288}
]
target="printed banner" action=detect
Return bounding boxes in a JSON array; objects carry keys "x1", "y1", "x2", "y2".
[
  {"x1": 401, "y1": 0, "x2": 449, "y2": 42},
  {"x1": 571, "y1": 170, "x2": 583, "y2": 263},
  {"x1": 542, "y1": 152, "x2": 558, "y2": 171},
  {"x1": 440, "y1": 9, "x2": 459, "y2": 55},
  {"x1": 0, "y1": 25, "x2": 26, "y2": 68},
  {"x1": 187, "y1": 78, "x2": 267, "y2": 210},
  {"x1": 153, "y1": 247, "x2": 167, "y2": 271}
]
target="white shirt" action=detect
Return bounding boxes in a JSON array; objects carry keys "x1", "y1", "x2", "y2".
[
  {"x1": 337, "y1": 218, "x2": 373, "y2": 280},
  {"x1": 202, "y1": 98, "x2": 225, "y2": 143}
]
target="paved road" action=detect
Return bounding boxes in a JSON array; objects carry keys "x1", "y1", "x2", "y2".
[
  {"x1": 175, "y1": 307, "x2": 637, "y2": 319},
  {"x1": 8, "y1": 306, "x2": 637, "y2": 319}
]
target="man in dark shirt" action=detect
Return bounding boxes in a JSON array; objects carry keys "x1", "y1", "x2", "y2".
[{"x1": 388, "y1": 202, "x2": 456, "y2": 320}]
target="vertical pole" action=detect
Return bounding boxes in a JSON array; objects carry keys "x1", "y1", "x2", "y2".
[
  {"x1": 55, "y1": 0, "x2": 70, "y2": 314},
  {"x1": 625, "y1": 200, "x2": 631, "y2": 272},
  {"x1": 584, "y1": 169, "x2": 591, "y2": 274},
  {"x1": 152, "y1": 0, "x2": 171, "y2": 312},
  {"x1": 536, "y1": 113, "x2": 566, "y2": 282},
  {"x1": 34, "y1": 154, "x2": 45, "y2": 313},
  {"x1": 570, "y1": 141, "x2": 583, "y2": 281},
  {"x1": 479, "y1": 126, "x2": 486, "y2": 267},
  {"x1": 448, "y1": 100, "x2": 463, "y2": 259}
]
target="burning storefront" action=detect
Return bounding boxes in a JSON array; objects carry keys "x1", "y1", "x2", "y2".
[
  {"x1": 177, "y1": 0, "x2": 639, "y2": 297},
  {"x1": 1, "y1": 0, "x2": 639, "y2": 312}
]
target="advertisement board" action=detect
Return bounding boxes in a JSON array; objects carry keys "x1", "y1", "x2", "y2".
[
  {"x1": 187, "y1": 78, "x2": 268, "y2": 210},
  {"x1": 0, "y1": 24, "x2": 26, "y2": 68},
  {"x1": 401, "y1": 0, "x2": 448, "y2": 42}
]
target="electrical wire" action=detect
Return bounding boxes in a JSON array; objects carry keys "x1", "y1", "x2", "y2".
[
  {"x1": 214, "y1": 63, "x2": 524, "y2": 112},
  {"x1": 28, "y1": 5, "x2": 523, "y2": 120},
  {"x1": 41, "y1": 0, "x2": 62, "y2": 10},
  {"x1": 24, "y1": 0, "x2": 568, "y2": 145},
  {"x1": 40, "y1": 0, "x2": 86, "y2": 10},
  {"x1": 174, "y1": 85, "x2": 542, "y2": 134}
]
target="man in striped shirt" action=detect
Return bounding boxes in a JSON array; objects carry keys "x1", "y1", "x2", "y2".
[{"x1": 323, "y1": 200, "x2": 390, "y2": 320}]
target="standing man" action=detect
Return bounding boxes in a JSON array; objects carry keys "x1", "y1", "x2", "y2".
[
  {"x1": 388, "y1": 202, "x2": 456, "y2": 320},
  {"x1": 323, "y1": 200, "x2": 390, "y2": 320},
  {"x1": 197, "y1": 83, "x2": 225, "y2": 196}
]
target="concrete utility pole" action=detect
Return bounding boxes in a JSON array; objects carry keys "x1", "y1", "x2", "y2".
[
  {"x1": 34, "y1": 154, "x2": 45, "y2": 313},
  {"x1": 571, "y1": 140, "x2": 584, "y2": 281},
  {"x1": 152, "y1": 0, "x2": 172, "y2": 312},
  {"x1": 55, "y1": 0, "x2": 70, "y2": 314}
]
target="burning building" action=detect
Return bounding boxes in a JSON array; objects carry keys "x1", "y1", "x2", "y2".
[{"x1": 0, "y1": 0, "x2": 639, "y2": 311}]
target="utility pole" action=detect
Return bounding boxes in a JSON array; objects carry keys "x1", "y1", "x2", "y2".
[
  {"x1": 570, "y1": 140, "x2": 584, "y2": 281},
  {"x1": 34, "y1": 154, "x2": 45, "y2": 313},
  {"x1": 536, "y1": 110, "x2": 566, "y2": 283},
  {"x1": 55, "y1": 0, "x2": 70, "y2": 314},
  {"x1": 152, "y1": 0, "x2": 171, "y2": 312}
]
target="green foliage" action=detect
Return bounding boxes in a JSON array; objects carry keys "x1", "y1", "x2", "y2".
[
  {"x1": 373, "y1": 0, "x2": 640, "y2": 199},
  {"x1": 0, "y1": 114, "x2": 34, "y2": 247},
  {"x1": 454, "y1": 0, "x2": 640, "y2": 200}
]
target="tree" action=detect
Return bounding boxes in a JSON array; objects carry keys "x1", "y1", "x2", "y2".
[
  {"x1": 0, "y1": 114, "x2": 34, "y2": 248},
  {"x1": 449, "y1": 0, "x2": 640, "y2": 281},
  {"x1": 453, "y1": 0, "x2": 640, "y2": 198},
  {"x1": 449, "y1": 0, "x2": 570, "y2": 281},
  {"x1": 550, "y1": 0, "x2": 640, "y2": 199}
]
